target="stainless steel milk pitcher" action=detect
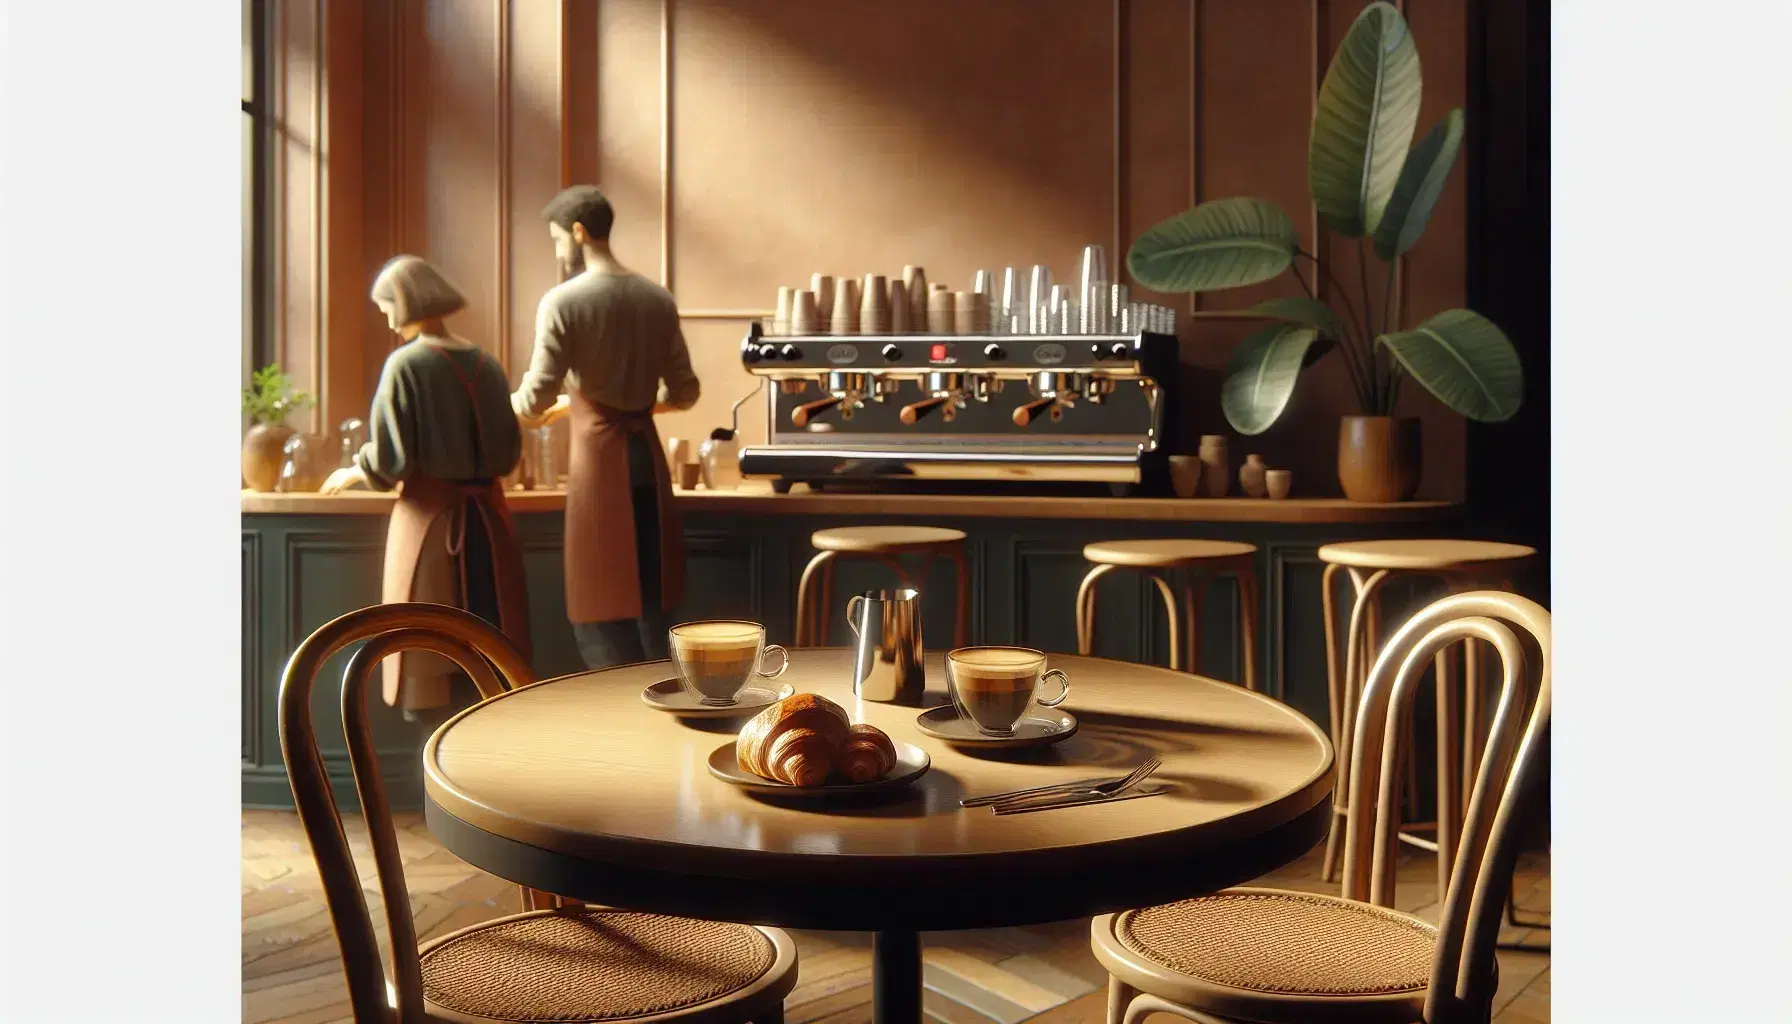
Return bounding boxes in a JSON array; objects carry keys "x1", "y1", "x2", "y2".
[{"x1": 846, "y1": 588, "x2": 925, "y2": 705}]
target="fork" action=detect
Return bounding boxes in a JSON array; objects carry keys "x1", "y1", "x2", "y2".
[{"x1": 984, "y1": 757, "x2": 1162, "y2": 812}]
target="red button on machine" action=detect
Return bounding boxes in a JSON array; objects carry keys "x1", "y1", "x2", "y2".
[{"x1": 929, "y1": 343, "x2": 948, "y2": 361}]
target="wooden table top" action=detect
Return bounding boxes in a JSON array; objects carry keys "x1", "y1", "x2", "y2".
[{"x1": 423, "y1": 650, "x2": 1334, "y2": 929}]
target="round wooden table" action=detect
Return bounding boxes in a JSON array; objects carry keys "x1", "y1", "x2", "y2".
[{"x1": 423, "y1": 649, "x2": 1334, "y2": 1023}]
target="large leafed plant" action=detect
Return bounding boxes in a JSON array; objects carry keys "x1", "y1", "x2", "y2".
[{"x1": 1127, "y1": 1, "x2": 1522, "y2": 435}]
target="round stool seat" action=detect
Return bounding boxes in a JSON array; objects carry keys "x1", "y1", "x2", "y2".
[
  {"x1": 811, "y1": 525, "x2": 966, "y2": 554},
  {"x1": 1093, "y1": 888, "x2": 1435, "y2": 1024},
  {"x1": 1083, "y1": 539, "x2": 1257, "y2": 568},
  {"x1": 1318, "y1": 539, "x2": 1535, "y2": 572},
  {"x1": 418, "y1": 907, "x2": 787, "y2": 1022}
]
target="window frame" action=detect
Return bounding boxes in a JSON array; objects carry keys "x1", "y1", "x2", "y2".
[{"x1": 244, "y1": 0, "x2": 272, "y2": 377}]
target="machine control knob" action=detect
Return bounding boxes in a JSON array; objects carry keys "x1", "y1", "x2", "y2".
[
  {"x1": 881, "y1": 344, "x2": 903, "y2": 362},
  {"x1": 983, "y1": 343, "x2": 1006, "y2": 361},
  {"x1": 1109, "y1": 342, "x2": 1131, "y2": 359},
  {"x1": 742, "y1": 345, "x2": 762, "y2": 364},
  {"x1": 757, "y1": 344, "x2": 779, "y2": 360},
  {"x1": 780, "y1": 344, "x2": 802, "y2": 360}
]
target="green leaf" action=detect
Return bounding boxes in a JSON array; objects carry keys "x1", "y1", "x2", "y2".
[
  {"x1": 1377, "y1": 309, "x2": 1523, "y2": 422},
  {"x1": 1373, "y1": 108, "x2": 1465, "y2": 260},
  {"x1": 1221, "y1": 323, "x2": 1323, "y2": 435},
  {"x1": 1251, "y1": 296, "x2": 1350, "y2": 341},
  {"x1": 1126, "y1": 197, "x2": 1298, "y2": 294},
  {"x1": 1309, "y1": 2, "x2": 1422, "y2": 238}
]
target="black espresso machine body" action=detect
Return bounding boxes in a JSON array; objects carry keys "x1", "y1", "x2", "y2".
[{"x1": 735, "y1": 323, "x2": 1181, "y2": 496}]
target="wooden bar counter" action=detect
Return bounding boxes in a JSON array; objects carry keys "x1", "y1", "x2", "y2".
[{"x1": 241, "y1": 482, "x2": 1461, "y2": 809}]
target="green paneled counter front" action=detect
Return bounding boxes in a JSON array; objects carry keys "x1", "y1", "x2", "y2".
[{"x1": 241, "y1": 486, "x2": 1466, "y2": 810}]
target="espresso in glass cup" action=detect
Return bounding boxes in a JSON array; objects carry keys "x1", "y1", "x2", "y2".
[
  {"x1": 668, "y1": 620, "x2": 789, "y2": 706},
  {"x1": 945, "y1": 646, "x2": 1070, "y2": 736}
]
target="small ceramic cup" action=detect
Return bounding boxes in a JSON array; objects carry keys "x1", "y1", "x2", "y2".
[
  {"x1": 1265, "y1": 469, "x2": 1293, "y2": 500},
  {"x1": 1168, "y1": 455, "x2": 1202, "y2": 498}
]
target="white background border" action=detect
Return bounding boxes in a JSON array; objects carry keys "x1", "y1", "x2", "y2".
[{"x1": 2, "y1": 2, "x2": 1791, "y2": 1020}]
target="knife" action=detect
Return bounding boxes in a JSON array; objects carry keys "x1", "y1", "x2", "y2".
[{"x1": 990, "y1": 783, "x2": 1172, "y2": 816}]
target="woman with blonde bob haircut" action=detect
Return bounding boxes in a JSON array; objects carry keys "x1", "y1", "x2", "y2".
[{"x1": 322, "y1": 255, "x2": 532, "y2": 719}]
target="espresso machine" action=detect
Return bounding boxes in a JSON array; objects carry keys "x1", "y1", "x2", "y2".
[{"x1": 735, "y1": 323, "x2": 1180, "y2": 495}]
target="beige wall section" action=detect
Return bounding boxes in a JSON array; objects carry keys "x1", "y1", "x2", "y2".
[{"x1": 290, "y1": 0, "x2": 1471, "y2": 500}]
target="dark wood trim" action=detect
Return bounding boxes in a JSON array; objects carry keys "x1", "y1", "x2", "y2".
[
  {"x1": 247, "y1": 0, "x2": 273, "y2": 374},
  {"x1": 423, "y1": 793, "x2": 1332, "y2": 932},
  {"x1": 243, "y1": 530, "x2": 263, "y2": 765},
  {"x1": 1464, "y1": 0, "x2": 1551, "y2": 601}
]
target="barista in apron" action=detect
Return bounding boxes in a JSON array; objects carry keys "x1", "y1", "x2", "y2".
[
  {"x1": 513, "y1": 185, "x2": 700, "y2": 667},
  {"x1": 323, "y1": 256, "x2": 530, "y2": 714}
]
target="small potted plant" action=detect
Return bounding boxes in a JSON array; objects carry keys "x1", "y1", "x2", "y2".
[
  {"x1": 241, "y1": 365, "x2": 315, "y2": 492},
  {"x1": 1125, "y1": 1, "x2": 1522, "y2": 501}
]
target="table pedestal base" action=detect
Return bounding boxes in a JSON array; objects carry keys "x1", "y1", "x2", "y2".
[{"x1": 873, "y1": 930, "x2": 921, "y2": 1023}]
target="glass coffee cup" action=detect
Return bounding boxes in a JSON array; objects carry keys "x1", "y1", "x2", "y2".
[
  {"x1": 944, "y1": 646, "x2": 1070, "y2": 736},
  {"x1": 668, "y1": 620, "x2": 790, "y2": 706}
]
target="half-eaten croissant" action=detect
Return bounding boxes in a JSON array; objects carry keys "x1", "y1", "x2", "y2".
[{"x1": 839, "y1": 723, "x2": 898, "y2": 783}]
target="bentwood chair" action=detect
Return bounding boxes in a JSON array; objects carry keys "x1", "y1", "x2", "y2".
[
  {"x1": 1317, "y1": 540, "x2": 1536, "y2": 889},
  {"x1": 1091, "y1": 590, "x2": 1550, "y2": 1024},
  {"x1": 280, "y1": 603, "x2": 798, "y2": 1024}
]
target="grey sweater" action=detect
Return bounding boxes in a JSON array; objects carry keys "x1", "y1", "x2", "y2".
[{"x1": 355, "y1": 336, "x2": 522, "y2": 490}]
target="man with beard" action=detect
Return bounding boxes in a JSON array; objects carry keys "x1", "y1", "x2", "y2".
[{"x1": 513, "y1": 185, "x2": 700, "y2": 668}]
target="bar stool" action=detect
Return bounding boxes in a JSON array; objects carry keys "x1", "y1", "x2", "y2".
[
  {"x1": 1318, "y1": 538, "x2": 1536, "y2": 894},
  {"x1": 794, "y1": 526, "x2": 970, "y2": 647},
  {"x1": 1074, "y1": 540, "x2": 1260, "y2": 690}
]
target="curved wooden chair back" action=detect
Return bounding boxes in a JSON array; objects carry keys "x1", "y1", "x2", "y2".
[
  {"x1": 1338, "y1": 590, "x2": 1551, "y2": 1024},
  {"x1": 278, "y1": 602, "x2": 539, "y2": 1024}
]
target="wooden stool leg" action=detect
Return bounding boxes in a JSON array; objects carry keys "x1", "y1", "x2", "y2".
[
  {"x1": 818, "y1": 555, "x2": 843, "y2": 643},
  {"x1": 1076, "y1": 564, "x2": 1116, "y2": 656},
  {"x1": 1235, "y1": 563, "x2": 1260, "y2": 692},
  {"x1": 950, "y1": 545, "x2": 970, "y2": 648},
  {"x1": 874, "y1": 554, "x2": 913, "y2": 590},
  {"x1": 1324, "y1": 567, "x2": 1390, "y2": 884},
  {"x1": 1181, "y1": 571, "x2": 1201, "y2": 674},
  {"x1": 795, "y1": 550, "x2": 835, "y2": 646},
  {"x1": 1148, "y1": 573, "x2": 1182, "y2": 673},
  {"x1": 1435, "y1": 640, "x2": 1463, "y2": 900}
]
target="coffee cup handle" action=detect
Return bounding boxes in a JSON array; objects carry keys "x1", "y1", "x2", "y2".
[
  {"x1": 845, "y1": 595, "x2": 864, "y2": 636},
  {"x1": 1036, "y1": 669, "x2": 1070, "y2": 707},
  {"x1": 758, "y1": 644, "x2": 790, "y2": 680}
]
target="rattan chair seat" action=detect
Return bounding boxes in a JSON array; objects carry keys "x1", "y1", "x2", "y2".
[
  {"x1": 1094, "y1": 887, "x2": 1436, "y2": 1024},
  {"x1": 416, "y1": 907, "x2": 784, "y2": 1022}
]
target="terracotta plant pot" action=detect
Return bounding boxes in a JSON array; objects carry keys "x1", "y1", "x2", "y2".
[
  {"x1": 1337, "y1": 416, "x2": 1421, "y2": 502},
  {"x1": 242, "y1": 423, "x2": 296, "y2": 492}
]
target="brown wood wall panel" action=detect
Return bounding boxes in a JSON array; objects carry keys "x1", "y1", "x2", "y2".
[
  {"x1": 507, "y1": 0, "x2": 564, "y2": 381},
  {"x1": 419, "y1": 0, "x2": 502, "y2": 369},
  {"x1": 297, "y1": 0, "x2": 1472, "y2": 499},
  {"x1": 275, "y1": 0, "x2": 322, "y2": 434}
]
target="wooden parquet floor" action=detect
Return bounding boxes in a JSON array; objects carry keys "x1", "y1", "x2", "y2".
[{"x1": 243, "y1": 809, "x2": 1551, "y2": 1023}]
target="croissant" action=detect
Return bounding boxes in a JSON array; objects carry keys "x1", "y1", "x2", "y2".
[
  {"x1": 736, "y1": 693, "x2": 851, "y2": 786},
  {"x1": 839, "y1": 724, "x2": 897, "y2": 783}
]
